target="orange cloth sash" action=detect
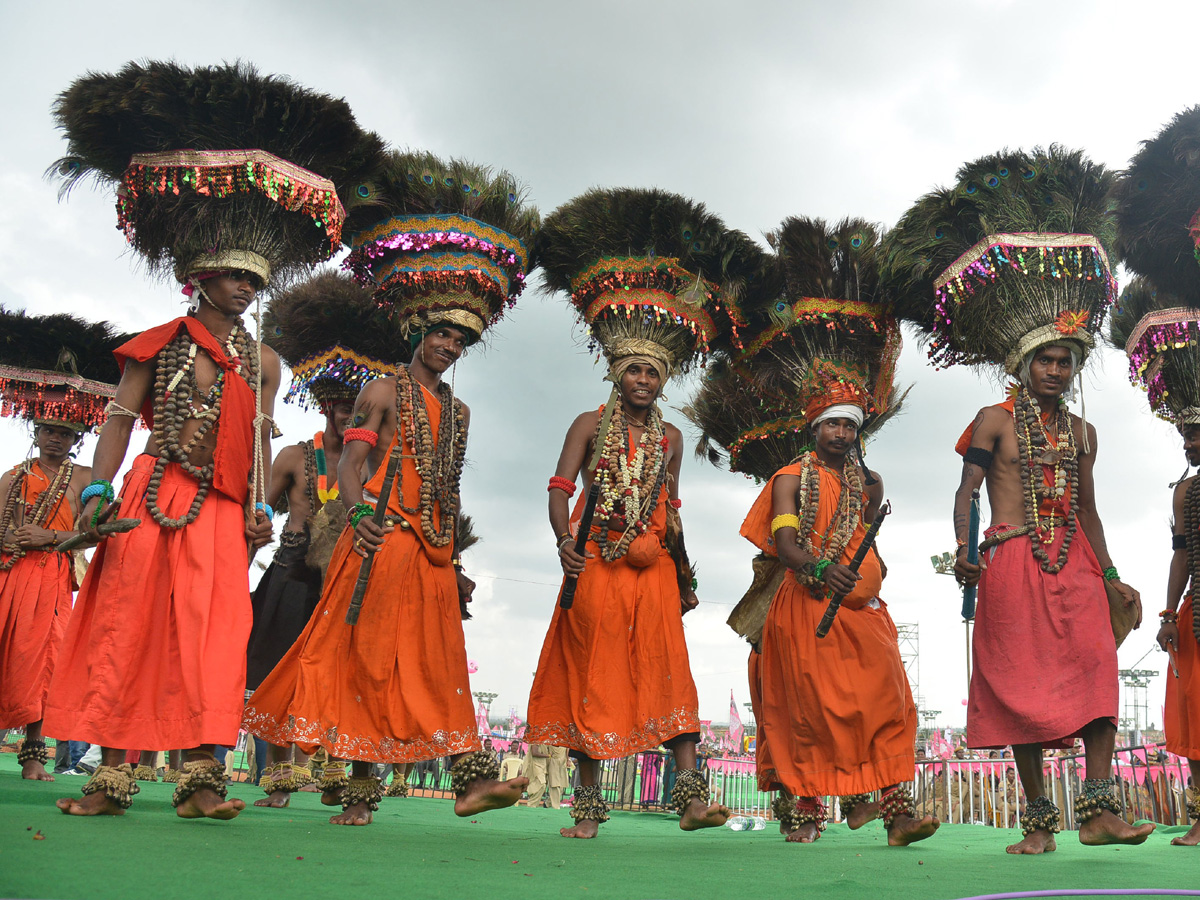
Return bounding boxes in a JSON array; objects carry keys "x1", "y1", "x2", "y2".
[{"x1": 115, "y1": 317, "x2": 254, "y2": 503}]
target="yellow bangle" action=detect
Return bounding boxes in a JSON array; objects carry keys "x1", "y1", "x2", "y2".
[{"x1": 770, "y1": 514, "x2": 800, "y2": 538}]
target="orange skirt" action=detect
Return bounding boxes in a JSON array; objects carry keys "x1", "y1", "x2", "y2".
[
  {"x1": 525, "y1": 534, "x2": 700, "y2": 758},
  {"x1": 1165, "y1": 596, "x2": 1200, "y2": 759},
  {"x1": 42, "y1": 455, "x2": 251, "y2": 749},
  {"x1": 757, "y1": 572, "x2": 916, "y2": 796},
  {"x1": 242, "y1": 522, "x2": 479, "y2": 762},
  {"x1": 0, "y1": 549, "x2": 71, "y2": 728}
]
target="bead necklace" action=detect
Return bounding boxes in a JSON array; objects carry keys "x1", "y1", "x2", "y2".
[
  {"x1": 592, "y1": 404, "x2": 668, "y2": 561},
  {"x1": 1183, "y1": 479, "x2": 1200, "y2": 643},
  {"x1": 394, "y1": 365, "x2": 467, "y2": 547},
  {"x1": 146, "y1": 321, "x2": 259, "y2": 529},
  {"x1": 1013, "y1": 384, "x2": 1078, "y2": 573},
  {"x1": 0, "y1": 458, "x2": 74, "y2": 570},
  {"x1": 791, "y1": 451, "x2": 864, "y2": 593}
]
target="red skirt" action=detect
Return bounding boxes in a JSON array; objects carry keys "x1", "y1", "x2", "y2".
[
  {"x1": 967, "y1": 525, "x2": 1117, "y2": 749},
  {"x1": 42, "y1": 455, "x2": 251, "y2": 749}
]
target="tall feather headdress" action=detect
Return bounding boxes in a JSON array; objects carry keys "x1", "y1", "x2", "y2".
[
  {"x1": 1115, "y1": 107, "x2": 1200, "y2": 303},
  {"x1": 884, "y1": 146, "x2": 1118, "y2": 374},
  {"x1": 685, "y1": 217, "x2": 901, "y2": 480},
  {"x1": 0, "y1": 308, "x2": 134, "y2": 432},
  {"x1": 264, "y1": 271, "x2": 405, "y2": 410},
  {"x1": 343, "y1": 150, "x2": 539, "y2": 342},
  {"x1": 1106, "y1": 277, "x2": 1200, "y2": 426},
  {"x1": 533, "y1": 188, "x2": 765, "y2": 379},
  {"x1": 51, "y1": 60, "x2": 384, "y2": 288}
]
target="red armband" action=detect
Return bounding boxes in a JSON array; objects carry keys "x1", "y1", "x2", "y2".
[
  {"x1": 343, "y1": 427, "x2": 379, "y2": 447},
  {"x1": 548, "y1": 476, "x2": 577, "y2": 496},
  {"x1": 668, "y1": 498, "x2": 682, "y2": 509}
]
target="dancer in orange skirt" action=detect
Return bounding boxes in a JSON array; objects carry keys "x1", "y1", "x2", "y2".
[
  {"x1": 244, "y1": 150, "x2": 538, "y2": 826},
  {"x1": 526, "y1": 188, "x2": 763, "y2": 838}
]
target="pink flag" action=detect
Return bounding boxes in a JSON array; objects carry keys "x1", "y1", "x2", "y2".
[
  {"x1": 476, "y1": 701, "x2": 489, "y2": 735},
  {"x1": 728, "y1": 691, "x2": 744, "y2": 751}
]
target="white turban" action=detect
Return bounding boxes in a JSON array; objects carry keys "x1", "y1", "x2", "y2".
[{"x1": 811, "y1": 403, "x2": 864, "y2": 429}]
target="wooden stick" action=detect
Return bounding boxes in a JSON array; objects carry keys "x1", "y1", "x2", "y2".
[
  {"x1": 56, "y1": 517, "x2": 141, "y2": 553},
  {"x1": 815, "y1": 501, "x2": 891, "y2": 639},
  {"x1": 345, "y1": 449, "x2": 401, "y2": 625},
  {"x1": 558, "y1": 390, "x2": 619, "y2": 611}
]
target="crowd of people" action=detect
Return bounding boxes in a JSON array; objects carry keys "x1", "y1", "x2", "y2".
[{"x1": 5, "y1": 60, "x2": 1200, "y2": 861}]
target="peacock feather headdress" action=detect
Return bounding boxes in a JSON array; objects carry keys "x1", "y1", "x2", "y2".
[
  {"x1": 883, "y1": 146, "x2": 1118, "y2": 374},
  {"x1": 51, "y1": 60, "x2": 384, "y2": 289},
  {"x1": 342, "y1": 150, "x2": 539, "y2": 343},
  {"x1": 0, "y1": 308, "x2": 135, "y2": 432},
  {"x1": 1115, "y1": 106, "x2": 1200, "y2": 303},
  {"x1": 534, "y1": 187, "x2": 766, "y2": 379},
  {"x1": 264, "y1": 271, "x2": 405, "y2": 410},
  {"x1": 1107, "y1": 276, "x2": 1200, "y2": 426},
  {"x1": 684, "y1": 217, "x2": 901, "y2": 479}
]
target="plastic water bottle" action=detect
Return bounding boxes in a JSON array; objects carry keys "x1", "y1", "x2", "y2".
[{"x1": 726, "y1": 815, "x2": 767, "y2": 831}]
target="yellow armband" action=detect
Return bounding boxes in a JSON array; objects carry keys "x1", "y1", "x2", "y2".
[{"x1": 770, "y1": 513, "x2": 800, "y2": 537}]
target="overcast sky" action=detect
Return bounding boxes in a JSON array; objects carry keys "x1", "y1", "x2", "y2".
[{"x1": 2, "y1": 0, "x2": 1197, "y2": 736}]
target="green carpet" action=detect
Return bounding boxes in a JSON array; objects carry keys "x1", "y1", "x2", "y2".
[{"x1": 1, "y1": 756, "x2": 1197, "y2": 900}]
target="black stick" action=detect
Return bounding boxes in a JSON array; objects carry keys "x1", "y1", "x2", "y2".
[
  {"x1": 345, "y1": 449, "x2": 401, "y2": 625},
  {"x1": 815, "y1": 501, "x2": 891, "y2": 639},
  {"x1": 559, "y1": 392, "x2": 620, "y2": 610},
  {"x1": 961, "y1": 489, "x2": 980, "y2": 620}
]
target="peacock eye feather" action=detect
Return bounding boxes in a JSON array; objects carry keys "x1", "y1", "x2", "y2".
[
  {"x1": 985, "y1": 175, "x2": 1000, "y2": 188},
  {"x1": 461, "y1": 182, "x2": 472, "y2": 194},
  {"x1": 422, "y1": 172, "x2": 434, "y2": 186},
  {"x1": 507, "y1": 191, "x2": 517, "y2": 204},
  {"x1": 355, "y1": 184, "x2": 370, "y2": 198},
  {"x1": 442, "y1": 176, "x2": 455, "y2": 187},
  {"x1": 827, "y1": 238, "x2": 840, "y2": 250},
  {"x1": 965, "y1": 182, "x2": 979, "y2": 194},
  {"x1": 850, "y1": 233, "x2": 864, "y2": 248},
  {"x1": 998, "y1": 167, "x2": 1010, "y2": 178},
  {"x1": 1021, "y1": 166, "x2": 1037, "y2": 180}
]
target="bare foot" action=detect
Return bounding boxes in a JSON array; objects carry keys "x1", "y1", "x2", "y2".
[
  {"x1": 887, "y1": 812, "x2": 940, "y2": 846},
  {"x1": 175, "y1": 788, "x2": 246, "y2": 820},
  {"x1": 454, "y1": 776, "x2": 528, "y2": 817},
  {"x1": 1006, "y1": 829, "x2": 1056, "y2": 854},
  {"x1": 329, "y1": 801, "x2": 373, "y2": 825},
  {"x1": 1078, "y1": 810, "x2": 1155, "y2": 846},
  {"x1": 680, "y1": 798, "x2": 731, "y2": 831},
  {"x1": 560, "y1": 819, "x2": 600, "y2": 839},
  {"x1": 321, "y1": 787, "x2": 343, "y2": 807},
  {"x1": 297, "y1": 783, "x2": 319, "y2": 793},
  {"x1": 57, "y1": 793, "x2": 125, "y2": 816},
  {"x1": 253, "y1": 790, "x2": 292, "y2": 808},
  {"x1": 846, "y1": 800, "x2": 879, "y2": 830},
  {"x1": 22, "y1": 759, "x2": 54, "y2": 782},
  {"x1": 785, "y1": 822, "x2": 821, "y2": 843},
  {"x1": 1172, "y1": 821, "x2": 1200, "y2": 846}
]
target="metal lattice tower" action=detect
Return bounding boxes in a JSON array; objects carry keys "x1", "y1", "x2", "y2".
[
  {"x1": 1118, "y1": 669, "x2": 1157, "y2": 744},
  {"x1": 895, "y1": 622, "x2": 920, "y2": 702}
]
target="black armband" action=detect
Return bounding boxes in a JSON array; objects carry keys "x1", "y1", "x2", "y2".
[
  {"x1": 963, "y1": 446, "x2": 993, "y2": 470},
  {"x1": 1174, "y1": 533, "x2": 1187, "y2": 551}
]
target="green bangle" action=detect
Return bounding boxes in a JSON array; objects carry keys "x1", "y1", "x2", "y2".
[
  {"x1": 812, "y1": 558, "x2": 834, "y2": 580},
  {"x1": 1102, "y1": 566, "x2": 1120, "y2": 583},
  {"x1": 347, "y1": 503, "x2": 374, "y2": 530}
]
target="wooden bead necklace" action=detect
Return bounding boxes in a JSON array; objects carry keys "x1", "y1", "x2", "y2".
[{"x1": 0, "y1": 458, "x2": 73, "y2": 570}]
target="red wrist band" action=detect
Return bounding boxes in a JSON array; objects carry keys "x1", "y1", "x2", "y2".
[
  {"x1": 343, "y1": 427, "x2": 378, "y2": 447},
  {"x1": 668, "y1": 498, "x2": 682, "y2": 509}
]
